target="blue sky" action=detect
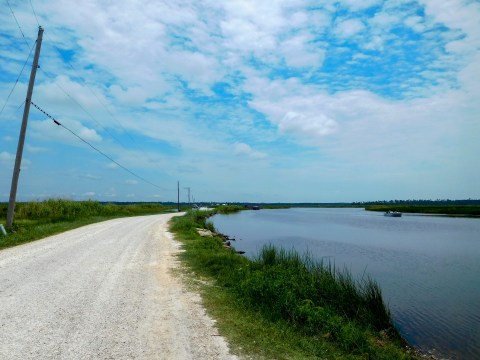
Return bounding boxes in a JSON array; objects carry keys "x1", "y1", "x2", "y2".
[{"x1": 1, "y1": 0, "x2": 479, "y2": 203}]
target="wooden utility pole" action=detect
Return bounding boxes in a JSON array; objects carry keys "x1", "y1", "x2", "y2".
[{"x1": 6, "y1": 26, "x2": 44, "y2": 228}]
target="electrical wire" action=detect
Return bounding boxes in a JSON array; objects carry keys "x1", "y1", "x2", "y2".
[
  {"x1": 0, "y1": 41, "x2": 35, "y2": 117},
  {"x1": 5, "y1": 0, "x2": 30, "y2": 47},
  {"x1": 38, "y1": 67, "x2": 128, "y2": 148},
  {"x1": 41, "y1": 41, "x2": 146, "y2": 150},
  {"x1": 27, "y1": 0, "x2": 149, "y2": 156},
  {"x1": 5, "y1": 2, "x2": 176, "y2": 196},
  {"x1": 29, "y1": 0, "x2": 40, "y2": 26},
  {"x1": 31, "y1": 101, "x2": 172, "y2": 192}
]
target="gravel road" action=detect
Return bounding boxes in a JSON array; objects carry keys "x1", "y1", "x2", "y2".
[{"x1": 0, "y1": 214, "x2": 238, "y2": 360}]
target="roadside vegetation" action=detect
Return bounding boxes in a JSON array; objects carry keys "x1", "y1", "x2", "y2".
[
  {"x1": 365, "y1": 204, "x2": 480, "y2": 217},
  {"x1": 170, "y1": 210, "x2": 417, "y2": 359},
  {"x1": 0, "y1": 199, "x2": 175, "y2": 250}
]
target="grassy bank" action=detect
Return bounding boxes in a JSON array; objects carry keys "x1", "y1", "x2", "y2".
[
  {"x1": 170, "y1": 211, "x2": 416, "y2": 359},
  {"x1": 365, "y1": 204, "x2": 480, "y2": 217},
  {"x1": 0, "y1": 199, "x2": 174, "y2": 250}
]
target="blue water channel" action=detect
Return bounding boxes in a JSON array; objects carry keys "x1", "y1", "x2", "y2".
[{"x1": 211, "y1": 208, "x2": 480, "y2": 359}]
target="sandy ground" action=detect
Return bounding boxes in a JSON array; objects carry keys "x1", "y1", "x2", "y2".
[{"x1": 0, "y1": 213, "x2": 238, "y2": 360}]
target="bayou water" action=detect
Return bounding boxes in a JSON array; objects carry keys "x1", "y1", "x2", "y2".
[{"x1": 211, "y1": 208, "x2": 480, "y2": 359}]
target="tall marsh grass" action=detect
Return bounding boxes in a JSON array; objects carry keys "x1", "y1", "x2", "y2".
[
  {"x1": 2, "y1": 199, "x2": 171, "y2": 223},
  {"x1": 0, "y1": 199, "x2": 173, "y2": 250}
]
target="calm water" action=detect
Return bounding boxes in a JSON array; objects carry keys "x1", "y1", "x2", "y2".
[{"x1": 212, "y1": 208, "x2": 480, "y2": 359}]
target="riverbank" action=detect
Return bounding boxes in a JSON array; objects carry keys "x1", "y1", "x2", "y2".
[{"x1": 169, "y1": 210, "x2": 419, "y2": 359}]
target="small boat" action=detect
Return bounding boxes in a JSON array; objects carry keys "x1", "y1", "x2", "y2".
[{"x1": 384, "y1": 211, "x2": 402, "y2": 217}]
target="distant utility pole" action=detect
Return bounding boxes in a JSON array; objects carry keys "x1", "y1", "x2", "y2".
[
  {"x1": 6, "y1": 26, "x2": 44, "y2": 228},
  {"x1": 177, "y1": 181, "x2": 180, "y2": 212},
  {"x1": 184, "y1": 187, "x2": 191, "y2": 207}
]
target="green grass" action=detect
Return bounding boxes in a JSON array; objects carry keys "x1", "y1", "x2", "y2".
[
  {"x1": 213, "y1": 204, "x2": 246, "y2": 214},
  {"x1": 365, "y1": 204, "x2": 480, "y2": 217},
  {"x1": 170, "y1": 211, "x2": 417, "y2": 359},
  {"x1": 0, "y1": 199, "x2": 175, "y2": 250}
]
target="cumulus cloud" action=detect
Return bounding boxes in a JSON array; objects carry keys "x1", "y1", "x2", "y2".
[
  {"x1": 281, "y1": 33, "x2": 325, "y2": 68},
  {"x1": 340, "y1": 0, "x2": 383, "y2": 11},
  {"x1": 234, "y1": 142, "x2": 267, "y2": 159},
  {"x1": 334, "y1": 18, "x2": 365, "y2": 38},
  {"x1": 0, "y1": 151, "x2": 15, "y2": 163},
  {"x1": 0, "y1": 151, "x2": 32, "y2": 169},
  {"x1": 404, "y1": 15, "x2": 426, "y2": 33},
  {"x1": 279, "y1": 112, "x2": 338, "y2": 139},
  {"x1": 244, "y1": 73, "x2": 478, "y2": 182}
]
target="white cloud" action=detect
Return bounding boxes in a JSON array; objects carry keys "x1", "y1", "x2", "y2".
[
  {"x1": 234, "y1": 143, "x2": 267, "y2": 159},
  {"x1": 78, "y1": 126, "x2": 102, "y2": 142},
  {"x1": 279, "y1": 112, "x2": 338, "y2": 138},
  {"x1": 419, "y1": 0, "x2": 480, "y2": 55},
  {"x1": 26, "y1": 145, "x2": 48, "y2": 154},
  {"x1": 340, "y1": 0, "x2": 383, "y2": 11},
  {"x1": 244, "y1": 74, "x2": 479, "y2": 180},
  {"x1": 363, "y1": 35, "x2": 384, "y2": 51},
  {"x1": 106, "y1": 163, "x2": 119, "y2": 169},
  {"x1": 0, "y1": 151, "x2": 15, "y2": 163},
  {"x1": 109, "y1": 85, "x2": 150, "y2": 106},
  {"x1": 334, "y1": 18, "x2": 365, "y2": 38},
  {"x1": 281, "y1": 34, "x2": 325, "y2": 68},
  {"x1": 30, "y1": 119, "x2": 102, "y2": 144},
  {"x1": 125, "y1": 179, "x2": 138, "y2": 185},
  {"x1": 404, "y1": 15, "x2": 426, "y2": 33},
  {"x1": 83, "y1": 191, "x2": 96, "y2": 197}
]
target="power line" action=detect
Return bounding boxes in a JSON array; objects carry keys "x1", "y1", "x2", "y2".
[
  {"x1": 19, "y1": 0, "x2": 150, "y2": 157},
  {"x1": 38, "y1": 67, "x2": 128, "y2": 148},
  {"x1": 8, "y1": 1, "x2": 164, "y2": 189},
  {"x1": 29, "y1": 0, "x2": 40, "y2": 26},
  {"x1": 8, "y1": 0, "x2": 133, "y2": 152},
  {"x1": 5, "y1": 0, "x2": 30, "y2": 47},
  {"x1": 0, "y1": 40, "x2": 35, "y2": 117},
  {"x1": 30, "y1": 101, "x2": 172, "y2": 192},
  {"x1": 42, "y1": 39, "x2": 147, "y2": 151}
]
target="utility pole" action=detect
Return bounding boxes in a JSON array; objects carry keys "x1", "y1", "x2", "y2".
[
  {"x1": 6, "y1": 26, "x2": 44, "y2": 228},
  {"x1": 177, "y1": 181, "x2": 180, "y2": 212},
  {"x1": 184, "y1": 187, "x2": 190, "y2": 207}
]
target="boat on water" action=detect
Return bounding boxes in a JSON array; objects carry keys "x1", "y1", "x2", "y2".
[{"x1": 384, "y1": 211, "x2": 402, "y2": 217}]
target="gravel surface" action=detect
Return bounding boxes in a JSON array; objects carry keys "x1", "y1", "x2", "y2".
[{"x1": 0, "y1": 214, "x2": 238, "y2": 360}]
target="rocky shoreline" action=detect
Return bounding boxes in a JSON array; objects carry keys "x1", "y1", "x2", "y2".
[{"x1": 196, "y1": 228, "x2": 245, "y2": 254}]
